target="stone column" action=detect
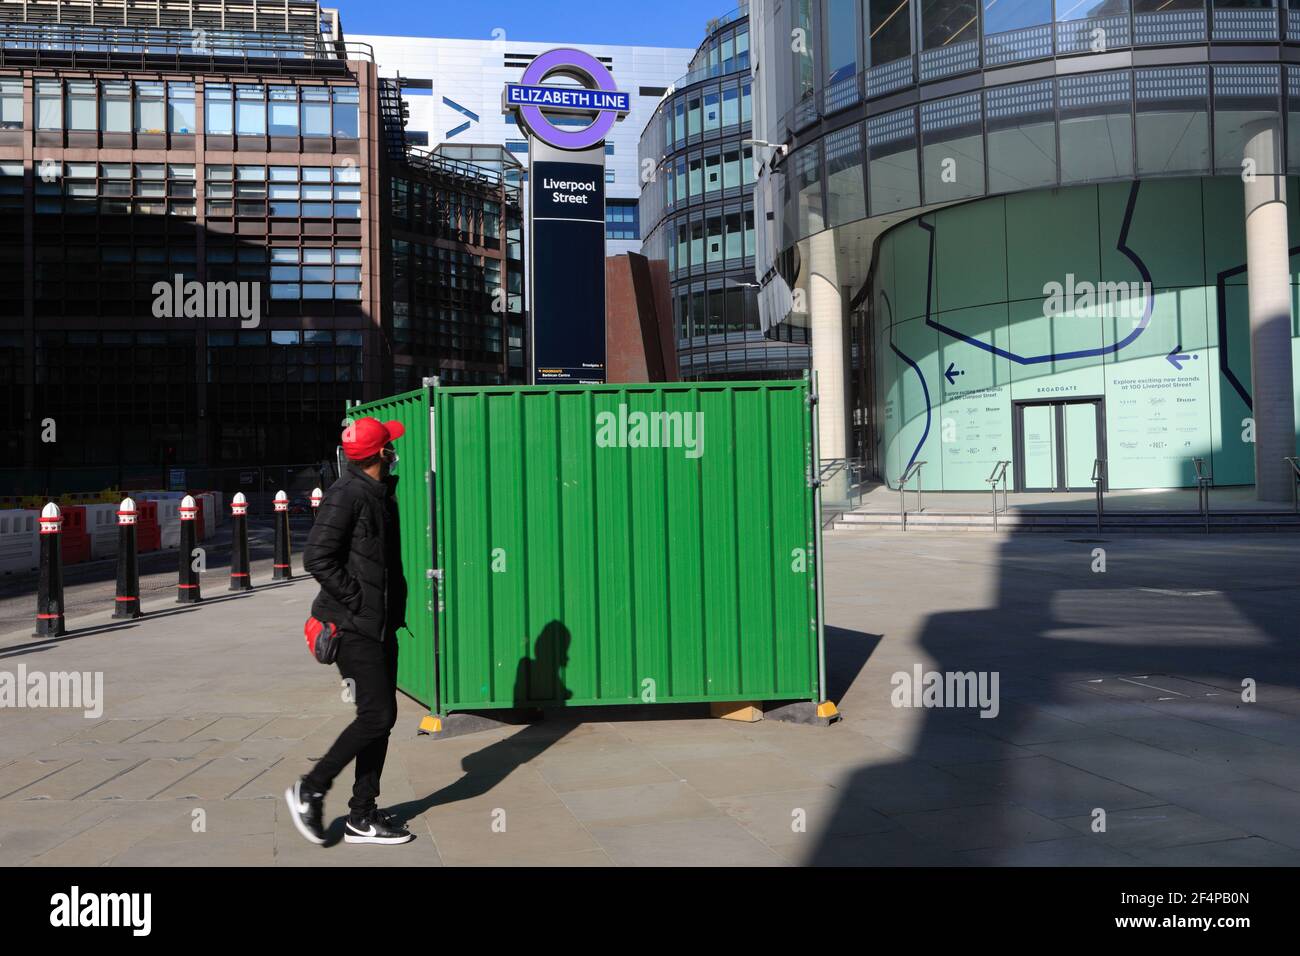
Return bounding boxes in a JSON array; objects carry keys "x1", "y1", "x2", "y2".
[
  {"x1": 808, "y1": 229, "x2": 850, "y2": 501},
  {"x1": 1242, "y1": 122, "x2": 1297, "y2": 502}
]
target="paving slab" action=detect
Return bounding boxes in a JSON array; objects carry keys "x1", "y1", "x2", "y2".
[{"x1": 0, "y1": 532, "x2": 1296, "y2": 865}]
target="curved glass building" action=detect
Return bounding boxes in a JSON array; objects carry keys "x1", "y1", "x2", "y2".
[
  {"x1": 639, "y1": 5, "x2": 811, "y2": 380},
  {"x1": 748, "y1": 0, "x2": 1300, "y2": 499}
]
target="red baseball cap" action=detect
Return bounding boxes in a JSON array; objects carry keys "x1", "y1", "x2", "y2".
[{"x1": 341, "y1": 417, "x2": 406, "y2": 461}]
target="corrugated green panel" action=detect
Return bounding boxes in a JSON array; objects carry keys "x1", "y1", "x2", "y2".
[
  {"x1": 345, "y1": 389, "x2": 436, "y2": 708},
  {"x1": 430, "y1": 380, "x2": 820, "y2": 714}
]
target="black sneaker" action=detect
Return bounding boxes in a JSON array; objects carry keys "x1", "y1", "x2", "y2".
[
  {"x1": 344, "y1": 807, "x2": 414, "y2": 845},
  {"x1": 284, "y1": 777, "x2": 327, "y2": 846}
]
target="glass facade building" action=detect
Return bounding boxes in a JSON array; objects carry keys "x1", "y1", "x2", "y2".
[
  {"x1": 749, "y1": 0, "x2": 1300, "y2": 497},
  {"x1": 639, "y1": 5, "x2": 811, "y2": 381},
  {"x1": 0, "y1": 1, "x2": 524, "y2": 489}
]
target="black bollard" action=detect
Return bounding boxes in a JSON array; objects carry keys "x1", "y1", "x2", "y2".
[
  {"x1": 272, "y1": 490, "x2": 292, "y2": 580},
  {"x1": 176, "y1": 494, "x2": 202, "y2": 604},
  {"x1": 34, "y1": 502, "x2": 66, "y2": 637},
  {"x1": 228, "y1": 492, "x2": 252, "y2": 591},
  {"x1": 113, "y1": 497, "x2": 142, "y2": 619}
]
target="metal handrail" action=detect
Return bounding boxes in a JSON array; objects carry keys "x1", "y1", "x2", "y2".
[
  {"x1": 986, "y1": 460, "x2": 1011, "y2": 531},
  {"x1": 897, "y1": 460, "x2": 925, "y2": 531},
  {"x1": 1192, "y1": 457, "x2": 1212, "y2": 533},
  {"x1": 1285, "y1": 457, "x2": 1300, "y2": 514},
  {"x1": 1091, "y1": 457, "x2": 1106, "y2": 531}
]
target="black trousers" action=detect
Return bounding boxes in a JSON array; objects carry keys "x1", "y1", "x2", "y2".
[{"x1": 304, "y1": 630, "x2": 399, "y2": 814}]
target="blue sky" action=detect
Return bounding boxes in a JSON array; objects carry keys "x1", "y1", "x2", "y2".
[{"x1": 334, "y1": 0, "x2": 711, "y2": 49}]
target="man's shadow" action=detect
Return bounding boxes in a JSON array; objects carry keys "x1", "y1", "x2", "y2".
[{"x1": 386, "y1": 620, "x2": 574, "y2": 826}]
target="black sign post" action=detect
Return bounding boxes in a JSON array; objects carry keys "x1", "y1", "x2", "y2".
[
  {"x1": 530, "y1": 145, "x2": 607, "y2": 384},
  {"x1": 504, "y1": 47, "x2": 627, "y2": 387}
]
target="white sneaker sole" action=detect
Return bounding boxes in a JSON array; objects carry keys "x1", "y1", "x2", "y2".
[
  {"x1": 344, "y1": 830, "x2": 414, "y2": 845},
  {"x1": 284, "y1": 785, "x2": 327, "y2": 846}
]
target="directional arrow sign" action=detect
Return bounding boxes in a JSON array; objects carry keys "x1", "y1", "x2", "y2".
[
  {"x1": 944, "y1": 362, "x2": 964, "y2": 385},
  {"x1": 1165, "y1": 344, "x2": 1193, "y2": 371}
]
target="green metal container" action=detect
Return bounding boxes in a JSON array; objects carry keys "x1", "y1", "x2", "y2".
[{"x1": 348, "y1": 379, "x2": 824, "y2": 717}]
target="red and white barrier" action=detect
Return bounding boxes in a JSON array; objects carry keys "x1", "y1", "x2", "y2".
[{"x1": 0, "y1": 509, "x2": 39, "y2": 573}]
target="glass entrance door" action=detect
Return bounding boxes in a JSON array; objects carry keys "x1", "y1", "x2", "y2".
[
  {"x1": 1021, "y1": 404, "x2": 1058, "y2": 491},
  {"x1": 1015, "y1": 400, "x2": 1104, "y2": 492}
]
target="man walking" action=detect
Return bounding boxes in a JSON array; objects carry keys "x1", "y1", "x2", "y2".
[{"x1": 285, "y1": 416, "x2": 413, "y2": 846}]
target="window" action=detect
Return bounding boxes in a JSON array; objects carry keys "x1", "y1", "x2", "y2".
[
  {"x1": 606, "y1": 200, "x2": 640, "y2": 240},
  {"x1": 825, "y1": 0, "x2": 859, "y2": 83},
  {"x1": 921, "y1": 92, "x2": 985, "y2": 204},
  {"x1": 1136, "y1": 66, "x2": 1210, "y2": 176},
  {"x1": 722, "y1": 83, "x2": 740, "y2": 127},
  {"x1": 301, "y1": 87, "x2": 331, "y2": 137},
  {"x1": 724, "y1": 146, "x2": 742, "y2": 189},
  {"x1": 333, "y1": 87, "x2": 359, "y2": 138},
  {"x1": 36, "y1": 80, "x2": 62, "y2": 130},
  {"x1": 794, "y1": 0, "x2": 816, "y2": 103},
  {"x1": 704, "y1": 86, "x2": 721, "y2": 133},
  {"x1": 236, "y1": 85, "x2": 266, "y2": 135},
  {"x1": 169, "y1": 83, "x2": 195, "y2": 134},
  {"x1": 868, "y1": 108, "x2": 919, "y2": 214},
  {"x1": 705, "y1": 150, "x2": 722, "y2": 194},
  {"x1": 921, "y1": 0, "x2": 978, "y2": 49},
  {"x1": 68, "y1": 81, "x2": 97, "y2": 131},
  {"x1": 725, "y1": 209, "x2": 743, "y2": 263},
  {"x1": 867, "y1": 0, "x2": 911, "y2": 79},
  {"x1": 205, "y1": 84, "x2": 233, "y2": 135},
  {"x1": 101, "y1": 81, "x2": 132, "y2": 133},
  {"x1": 1214, "y1": 64, "x2": 1281, "y2": 175},
  {"x1": 269, "y1": 86, "x2": 298, "y2": 136},
  {"x1": 706, "y1": 213, "x2": 723, "y2": 264},
  {"x1": 825, "y1": 123, "x2": 866, "y2": 226},
  {"x1": 1059, "y1": 71, "x2": 1134, "y2": 182},
  {"x1": 135, "y1": 82, "x2": 165, "y2": 133},
  {"x1": 0, "y1": 80, "x2": 21, "y2": 130},
  {"x1": 985, "y1": 0, "x2": 1052, "y2": 34},
  {"x1": 785, "y1": 142, "x2": 824, "y2": 244},
  {"x1": 986, "y1": 79, "x2": 1057, "y2": 192}
]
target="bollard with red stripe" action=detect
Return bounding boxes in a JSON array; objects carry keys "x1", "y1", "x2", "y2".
[
  {"x1": 112, "y1": 496, "x2": 142, "y2": 619},
  {"x1": 35, "y1": 502, "x2": 66, "y2": 637},
  {"x1": 272, "y1": 489, "x2": 292, "y2": 581},
  {"x1": 228, "y1": 492, "x2": 252, "y2": 591},
  {"x1": 176, "y1": 494, "x2": 202, "y2": 604},
  {"x1": 310, "y1": 487, "x2": 322, "y2": 524}
]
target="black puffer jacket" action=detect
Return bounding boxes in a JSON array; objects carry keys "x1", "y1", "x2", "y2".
[{"x1": 304, "y1": 462, "x2": 407, "y2": 642}]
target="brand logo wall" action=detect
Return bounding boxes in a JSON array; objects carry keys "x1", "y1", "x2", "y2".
[{"x1": 504, "y1": 48, "x2": 628, "y2": 151}]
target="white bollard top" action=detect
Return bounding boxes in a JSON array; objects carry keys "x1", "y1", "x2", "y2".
[
  {"x1": 179, "y1": 494, "x2": 198, "y2": 519},
  {"x1": 39, "y1": 501, "x2": 62, "y2": 533},
  {"x1": 274, "y1": 489, "x2": 288, "y2": 512},
  {"x1": 231, "y1": 491, "x2": 248, "y2": 516},
  {"x1": 118, "y1": 496, "x2": 138, "y2": 525},
  {"x1": 310, "y1": 487, "x2": 322, "y2": 505}
]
